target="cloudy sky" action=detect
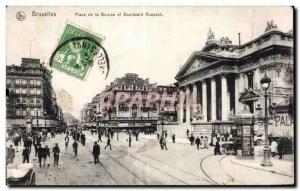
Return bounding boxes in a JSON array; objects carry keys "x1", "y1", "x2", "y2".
[{"x1": 6, "y1": 6, "x2": 293, "y2": 118}]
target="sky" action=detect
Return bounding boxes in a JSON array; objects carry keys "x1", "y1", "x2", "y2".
[{"x1": 6, "y1": 6, "x2": 293, "y2": 118}]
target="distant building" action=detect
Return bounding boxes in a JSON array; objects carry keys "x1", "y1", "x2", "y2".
[
  {"x1": 63, "y1": 112, "x2": 78, "y2": 126},
  {"x1": 81, "y1": 73, "x2": 179, "y2": 126},
  {"x1": 6, "y1": 58, "x2": 60, "y2": 130},
  {"x1": 175, "y1": 22, "x2": 293, "y2": 137}
]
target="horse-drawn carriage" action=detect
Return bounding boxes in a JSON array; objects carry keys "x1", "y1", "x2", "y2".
[{"x1": 7, "y1": 163, "x2": 36, "y2": 186}]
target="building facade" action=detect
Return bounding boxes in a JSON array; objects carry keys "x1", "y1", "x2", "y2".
[
  {"x1": 175, "y1": 22, "x2": 293, "y2": 137},
  {"x1": 6, "y1": 58, "x2": 61, "y2": 130},
  {"x1": 82, "y1": 73, "x2": 179, "y2": 126}
]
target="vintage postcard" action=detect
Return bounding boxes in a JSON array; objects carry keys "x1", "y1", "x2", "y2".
[{"x1": 5, "y1": 6, "x2": 294, "y2": 186}]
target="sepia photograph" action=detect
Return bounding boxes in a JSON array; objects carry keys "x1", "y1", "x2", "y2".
[{"x1": 5, "y1": 6, "x2": 294, "y2": 186}]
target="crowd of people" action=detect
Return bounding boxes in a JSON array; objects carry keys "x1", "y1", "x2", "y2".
[{"x1": 6, "y1": 126, "x2": 292, "y2": 170}]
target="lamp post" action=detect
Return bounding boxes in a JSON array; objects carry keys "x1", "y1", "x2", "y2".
[{"x1": 260, "y1": 73, "x2": 273, "y2": 167}]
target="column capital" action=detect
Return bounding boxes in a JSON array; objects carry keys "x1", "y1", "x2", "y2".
[{"x1": 209, "y1": 76, "x2": 216, "y2": 80}]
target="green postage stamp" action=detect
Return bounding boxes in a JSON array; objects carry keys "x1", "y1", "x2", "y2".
[{"x1": 50, "y1": 23, "x2": 109, "y2": 80}]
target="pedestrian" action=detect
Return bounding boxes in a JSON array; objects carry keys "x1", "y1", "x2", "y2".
[
  {"x1": 157, "y1": 132, "x2": 160, "y2": 140},
  {"x1": 204, "y1": 136, "x2": 209, "y2": 149},
  {"x1": 65, "y1": 135, "x2": 69, "y2": 148},
  {"x1": 277, "y1": 138, "x2": 284, "y2": 159},
  {"x1": 271, "y1": 139, "x2": 278, "y2": 157},
  {"x1": 129, "y1": 134, "x2": 132, "y2": 147},
  {"x1": 72, "y1": 141, "x2": 78, "y2": 157},
  {"x1": 53, "y1": 143, "x2": 60, "y2": 166},
  {"x1": 172, "y1": 134, "x2": 175, "y2": 143},
  {"x1": 160, "y1": 136, "x2": 168, "y2": 150},
  {"x1": 27, "y1": 137, "x2": 33, "y2": 153},
  {"x1": 195, "y1": 136, "x2": 201, "y2": 150},
  {"x1": 36, "y1": 145, "x2": 43, "y2": 167},
  {"x1": 98, "y1": 131, "x2": 102, "y2": 142},
  {"x1": 43, "y1": 145, "x2": 50, "y2": 167},
  {"x1": 164, "y1": 130, "x2": 168, "y2": 138},
  {"x1": 92, "y1": 141, "x2": 100, "y2": 164},
  {"x1": 81, "y1": 134, "x2": 86, "y2": 146},
  {"x1": 13, "y1": 137, "x2": 19, "y2": 152},
  {"x1": 6, "y1": 145, "x2": 15, "y2": 164},
  {"x1": 135, "y1": 131, "x2": 139, "y2": 141},
  {"x1": 186, "y1": 129, "x2": 190, "y2": 137},
  {"x1": 190, "y1": 134, "x2": 195, "y2": 146},
  {"x1": 104, "y1": 136, "x2": 112, "y2": 150},
  {"x1": 214, "y1": 139, "x2": 221, "y2": 155},
  {"x1": 22, "y1": 146, "x2": 30, "y2": 163},
  {"x1": 200, "y1": 136, "x2": 204, "y2": 149}
]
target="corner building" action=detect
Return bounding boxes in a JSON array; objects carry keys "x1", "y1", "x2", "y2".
[{"x1": 175, "y1": 23, "x2": 293, "y2": 138}]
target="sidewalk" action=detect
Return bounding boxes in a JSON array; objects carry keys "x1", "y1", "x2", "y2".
[{"x1": 230, "y1": 155, "x2": 294, "y2": 177}]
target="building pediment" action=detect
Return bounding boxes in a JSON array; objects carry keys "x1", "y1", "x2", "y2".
[{"x1": 175, "y1": 52, "x2": 235, "y2": 80}]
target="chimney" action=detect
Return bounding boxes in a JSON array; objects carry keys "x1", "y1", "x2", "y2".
[{"x1": 238, "y1": 33, "x2": 241, "y2": 46}]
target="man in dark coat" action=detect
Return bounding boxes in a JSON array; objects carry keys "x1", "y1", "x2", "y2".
[
  {"x1": 81, "y1": 134, "x2": 86, "y2": 146},
  {"x1": 92, "y1": 142, "x2": 100, "y2": 164},
  {"x1": 129, "y1": 134, "x2": 132, "y2": 147},
  {"x1": 104, "y1": 136, "x2": 112, "y2": 150},
  {"x1": 72, "y1": 141, "x2": 78, "y2": 157},
  {"x1": 22, "y1": 147, "x2": 30, "y2": 163},
  {"x1": 98, "y1": 131, "x2": 102, "y2": 142},
  {"x1": 190, "y1": 134, "x2": 195, "y2": 146},
  {"x1": 277, "y1": 138, "x2": 284, "y2": 159},
  {"x1": 172, "y1": 134, "x2": 176, "y2": 143},
  {"x1": 53, "y1": 143, "x2": 60, "y2": 166},
  {"x1": 195, "y1": 136, "x2": 201, "y2": 150},
  {"x1": 214, "y1": 140, "x2": 221, "y2": 155}
]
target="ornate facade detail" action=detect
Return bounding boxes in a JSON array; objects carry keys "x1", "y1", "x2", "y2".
[
  {"x1": 265, "y1": 20, "x2": 278, "y2": 32},
  {"x1": 206, "y1": 27, "x2": 215, "y2": 43},
  {"x1": 185, "y1": 59, "x2": 211, "y2": 75}
]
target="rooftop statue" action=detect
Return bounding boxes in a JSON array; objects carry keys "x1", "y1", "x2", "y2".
[
  {"x1": 207, "y1": 27, "x2": 215, "y2": 42},
  {"x1": 265, "y1": 20, "x2": 278, "y2": 32}
]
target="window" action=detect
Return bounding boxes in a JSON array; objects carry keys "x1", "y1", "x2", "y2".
[
  {"x1": 36, "y1": 98, "x2": 41, "y2": 104},
  {"x1": 16, "y1": 88, "x2": 21, "y2": 94},
  {"x1": 30, "y1": 88, "x2": 35, "y2": 95},
  {"x1": 30, "y1": 98, "x2": 34, "y2": 104},
  {"x1": 22, "y1": 110, "x2": 27, "y2": 117},
  {"x1": 37, "y1": 89, "x2": 41, "y2": 95},
  {"x1": 15, "y1": 98, "x2": 20, "y2": 104},
  {"x1": 6, "y1": 79, "x2": 11, "y2": 85},
  {"x1": 30, "y1": 109, "x2": 35, "y2": 116},
  {"x1": 22, "y1": 88, "x2": 27, "y2": 94},
  {"x1": 22, "y1": 80, "x2": 27, "y2": 85},
  {"x1": 30, "y1": 80, "x2": 35, "y2": 85},
  {"x1": 16, "y1": 109, "x2": 21, "y2": 116},
  {"x1": 22, "y1": 98, "x2": 26, "y2": 104},
  {"x1": 16, "y1": 79, "x2": 21, "y2": 85},
  {"x1": 36, "y1": 80, "x2": 41, "y2": 86}
]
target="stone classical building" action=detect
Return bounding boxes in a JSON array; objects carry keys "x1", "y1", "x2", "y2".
[
  {"x1": 6, "y1": 58, "x2": 61, "y2": 130},
  {"x1": 175, "y1": 22, "x2": 293, "y2": 137}
]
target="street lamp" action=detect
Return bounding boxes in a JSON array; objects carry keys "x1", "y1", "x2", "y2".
[{"x1": 260, "y1": 73, "x2": 273, "y2": 167}]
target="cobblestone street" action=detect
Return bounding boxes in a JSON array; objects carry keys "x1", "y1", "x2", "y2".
[{"x1": 7, "y1": 126, "x2": 294, "y2": 186}]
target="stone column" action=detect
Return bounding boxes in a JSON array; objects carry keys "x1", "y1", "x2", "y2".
[
  {"x1": 221, "y1": 75, "x2": 230, "y2": 121},
  {"x1": 201, "y1": 81, "x2": 207, "y2": 122},
  {"x1": 253, "y1": 68, "x2": 261, "y2": 91},
  {"x1": 210, "y1": 77, "x2": 217, "y2": 121},
  {"x1": 235, "y1": 73, "x2": 246, "y2": 114},
  {"x1": 116, "y1": 104, "x2": 119, "y2": 117},
  {"x1": 186, "y1": 87, "x2": 191, "y2": 123},
  {"x1": 179, "y1": 89, "x2": 185, "y2": 123},
  {"x1": 192, "y1": 83, "x2": 198, "y2": 115}
]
